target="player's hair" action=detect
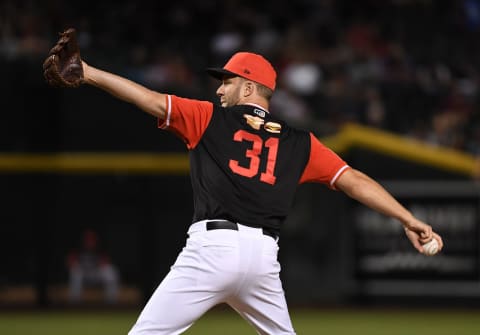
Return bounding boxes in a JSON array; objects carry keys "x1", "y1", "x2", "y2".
[{"x1": 254, "y1": 82, "x2": 274, "y2": 100}]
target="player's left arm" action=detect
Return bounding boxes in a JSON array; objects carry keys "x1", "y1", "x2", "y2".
[
  {"x1": 83, "y1": 63, "x2": 213, "y2": 148},
  {"x1": 334, "y1": 168, "x2": 443, "y2": 253},
  {"x1": 83, "y1": 62, "x2": 167, "y2": 119}
]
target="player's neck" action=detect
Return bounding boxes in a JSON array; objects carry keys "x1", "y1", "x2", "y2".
[
  {"x1": 245, "y1": 102, "x2": 269, "y2": 113},
  {"x1": 239, "y1": 95, "x2": 269, "y2": 112}
]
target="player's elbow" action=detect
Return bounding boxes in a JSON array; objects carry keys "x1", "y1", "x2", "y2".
[
  {"x1": 140, "y1": 91, "x2": 167, "y2": 119},
  {"x1": 335, "y1": 168, "x2": 372, "y2": 197}
]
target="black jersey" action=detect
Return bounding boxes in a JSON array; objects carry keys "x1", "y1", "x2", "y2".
[
  {"x1": 159, "y1": 95, "x2": 349, "y2": 232},
  {"x1": 189, "y1": 104, "x2": 311, "y2": 230}
]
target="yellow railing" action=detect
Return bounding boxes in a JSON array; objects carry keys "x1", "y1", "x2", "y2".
[
  {"x1": 322, "y1": 123, "x2": 477, "y2": 177},
  {"x1": 0, "y1": 152, "x2": 189, "y2": 174},
  {"x1": 0, "y1": 123, "x2": 477, "y2": 177}
]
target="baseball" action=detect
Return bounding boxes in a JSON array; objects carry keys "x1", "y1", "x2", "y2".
[{"x1": 422, "y1": 238, "x2": 439, "y2": 256}]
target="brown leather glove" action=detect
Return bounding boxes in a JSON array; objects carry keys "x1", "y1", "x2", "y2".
[{"x1": 43, "y1": 28, "x2": 84, "y2": 88}]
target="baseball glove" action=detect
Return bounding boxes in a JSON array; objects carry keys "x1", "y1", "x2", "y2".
[{"x1": 43, "y1": 28, "x2": 84, "y2": 88}]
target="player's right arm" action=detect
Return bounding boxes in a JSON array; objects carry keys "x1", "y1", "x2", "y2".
[
  {"x1": 82, "y1": 61, "x2": 167, "y2": 119},
  {"x1": 335, "y1": 168, "x2": 443, "y2": 253}
]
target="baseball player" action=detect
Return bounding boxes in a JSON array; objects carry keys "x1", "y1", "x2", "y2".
[{"x1": 43, "y1": 30, "x2": 443, "y2": 335}]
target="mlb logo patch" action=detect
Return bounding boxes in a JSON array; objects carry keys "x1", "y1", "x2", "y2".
[{"x1": 253, "y1": 108, "x2": 265, "y2": 118}]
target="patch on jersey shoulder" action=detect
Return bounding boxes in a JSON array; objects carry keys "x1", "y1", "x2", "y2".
[
  {"x1": 253, "y1": 108, "x2": 266, "y2": 118},
  {"x1": 243, "y1": 114, "x2": 265, "y2": 130},
  {"x1": 264, "y1": 121, "x2": 282, "y2": 133}
]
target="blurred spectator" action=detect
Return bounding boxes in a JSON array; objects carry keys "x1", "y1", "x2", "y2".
[
  {"x1": 270, "y1": 86, "x2": 314, "y2": 128},
  {"x1": 362, "y1": 86, "x2": 386, "y2": 128},
  {"x1": 66, "y1": 229, "x2": 119, "y2": 304},
  {"x1": 3, "y1": 0, "x2": 480, "y2": 158}
]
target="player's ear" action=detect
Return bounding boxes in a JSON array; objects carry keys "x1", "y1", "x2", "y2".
[{"x1": 243, "y1": 81, "x2": 254, "y2": 97}]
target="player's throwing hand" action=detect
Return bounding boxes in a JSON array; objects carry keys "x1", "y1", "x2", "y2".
[{"x1": 403, "y1": 218, "x2": 443, "y2": 254}]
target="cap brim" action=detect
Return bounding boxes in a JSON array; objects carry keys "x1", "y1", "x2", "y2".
[{"x1": 206, "y1": 67, "x2": 237, "y2": 80}]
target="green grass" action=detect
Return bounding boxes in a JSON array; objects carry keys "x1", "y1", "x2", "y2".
[{"x1": 0, "y1": 308, "x2": 479, "y2": 335}]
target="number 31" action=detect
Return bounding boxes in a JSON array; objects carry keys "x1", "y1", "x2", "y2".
[{"x1": 228, "y1": 130, "x2": 279, "y2": 185}]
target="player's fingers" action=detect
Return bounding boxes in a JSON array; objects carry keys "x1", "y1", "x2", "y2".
[
  {"x1": 405, "y1": 229, "x2": 425, "y2": 253},
  {"x1": 412, "y1": 239, "x2": 424, "y2": 254},
  {"x1": 433, "y1": 232, "x2": 443, "y2": 251},
  {"x1": 419, "y1": 225, "x2": 433, "y2": 243}
]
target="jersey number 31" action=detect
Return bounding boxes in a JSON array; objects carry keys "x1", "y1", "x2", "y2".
[{"x1": 229, "y1": 130, "x2": 279, "y2": 185}]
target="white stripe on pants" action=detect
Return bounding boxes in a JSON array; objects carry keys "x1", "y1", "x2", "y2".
[{"x1": 128, "y1": 221, "x2": 296, "y2": 335}]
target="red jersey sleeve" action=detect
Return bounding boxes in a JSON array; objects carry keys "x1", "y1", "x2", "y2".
[
  {"x1": 299, "y1": 133, "x2": 350, "y2": 189},
  {"x1": 158, "y1": 95, "x2": 214, "y2": 149}
]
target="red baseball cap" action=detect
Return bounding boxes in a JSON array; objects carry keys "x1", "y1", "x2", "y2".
[{"x1": 207, "y1": 52, "x2": 277, "y2": 91}]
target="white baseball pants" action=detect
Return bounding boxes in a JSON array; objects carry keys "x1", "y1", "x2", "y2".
[{"x1": 128, "y1": 220, "x2": 296, "y2": 335}]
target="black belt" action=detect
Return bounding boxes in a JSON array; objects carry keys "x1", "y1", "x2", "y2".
[{"x1": 206, "y1": 220, "x2": 278, "y2": 241}]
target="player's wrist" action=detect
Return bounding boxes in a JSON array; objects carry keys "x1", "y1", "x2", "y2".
[
  {"x1": 82, "y1": 61, "x2": 92, "y2": 82},
  {"x1": 399, "y1": 212, "x2": 416, "y2": 230}
]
